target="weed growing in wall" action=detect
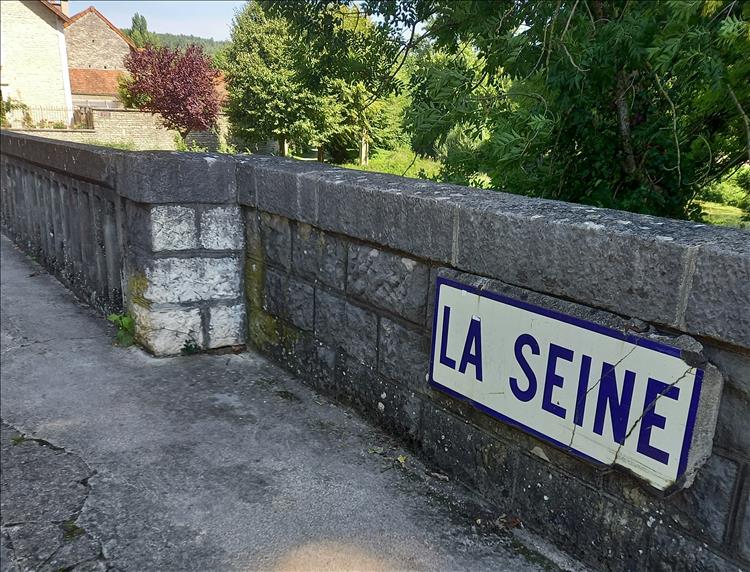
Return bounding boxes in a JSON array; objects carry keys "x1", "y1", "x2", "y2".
[{"x1": 107, "y1": 313, "x2": 135, "y2": 347}]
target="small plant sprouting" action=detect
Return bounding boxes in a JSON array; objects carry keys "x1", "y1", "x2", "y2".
[
  {"x1": 11, "y1": 434, "x2": 28, "y2": 446},
  {"x1": 181, "y1": 338, "x2": 201, "y2": 355},
  {"x1": 61, "y1": 520, "x2": 85, "y2": 540},
  {"x1": 107, "y1": 313, "x2": 135, "y2": 347}
]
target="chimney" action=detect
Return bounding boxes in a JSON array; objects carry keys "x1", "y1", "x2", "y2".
[{"x1": 59, "y1": 0, "x2": 69, "y2": 15}]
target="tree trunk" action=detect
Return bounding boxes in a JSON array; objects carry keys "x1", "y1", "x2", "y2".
[
  {"x1": 615, "y1": 70, "x2": 638, "y2": 177},
  {"x1": 317, "y1": 145, "x2": 325, "y2": 162},
  {"x1": 592, "y1": 0, "x2": 647, "y2": 187},
  {"x1": 278, "y1": 136, "x2": 289, "y2": 157},
  {"x1": 178, "y1": 130, "x2": 191, "y2": 148},
  {"x1": 358, "y1": 133, "x2": 369, "y2": 166}
]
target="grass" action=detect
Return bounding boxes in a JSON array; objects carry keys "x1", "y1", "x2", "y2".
[
  {"x1": 697, "y1": 200, "x2": 747, "y2": 229},
  {"x1": 339, "y1": 146, "x2": 441, "y2": 180}
]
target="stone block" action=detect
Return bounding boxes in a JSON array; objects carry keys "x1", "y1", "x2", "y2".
[
  {"x1": 291, "y1": 223, "x2": 347, "y2": 290},
  {"x1": 337, "y1": 357, "x2": 423, "y2": 443},
  {"x1": 259, "y1": 212, "x2": 291, "y2": 269},
  {"x1": 131, "y1": 303, "x2": 202, "y2": 356},
  {"x1": 245, "y1": 209, "x2": 262, "y2": 260},
  {"x1": 315, "y1": 170, "x2": 455, "y2": 263},
  {"x1": 200, "y1": 206, "x2": 243, "y2": 250},
  {"x1": 207, "y1": 304, "x2": 246, "y2": 349},
  {"x1": 1, "y1": 132, "x2": 117, "y2": 187},
  {"x1": 684, "y1": 245, "x2": 750, "y2": 348},
  {"x1": 244, "y1": 155, "x2": 335, "y2": 222},
  {"x1": 287, "y1": 279, "x2": 314, "y2": 331},
  {"x1": 151, "y1": 206, "x2": 197, "y2": 251},
  {"x1": 457, "y1": 206, "x2": 686, "y2": 328},
  {"x1": 235, "y1": 157, "x2": 257, "y2": 207},
  {"x1": 661, "y1": 454, "x2": 738, "y2": 545},
  {"x1": 145, "y1": 257, "x2": 242, "y2": 304},
  {"x1": 116, "y1": 151, "x2": 237, "y2": 204},
  {"x1": 648, "y1": 526, "x2": 734, "y2": 572},
  {"x1": 378, "y1": 317, "x2": 429, "y2": 393},
  {"x1": 513, "y1": 452, "x2": 649, "y2": 570},
  {"x1": 283, "y1": 331, "x2": 338, "y2": 395},
  {"x1": 263, "y1": 269, "x2": 287, "y2": 318},
  {"x1": 315, "y1": 289, "x2": 377, "y2": 364},
  {"x1": 704, "y1": 345, "x2": 750, "y2": 397},
  {"x1": 347, "y1": 244, "x2": 430, "y2": 323},
  {"x1": 474, "y1": 434, "x2": 518, "y2": 512},
  {"x1": 420, "y1": 403, "x2": 488, "y2": 490},
  {"x1": 740, "y1": 493, "x2": 750, "y2": 562},
  {"x1": 714, "y1": 384, "x2": 750, "y2": 457}
]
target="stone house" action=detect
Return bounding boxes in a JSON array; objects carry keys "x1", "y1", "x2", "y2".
[
  {"x1": 64, "y1": 6, "x2": 137, "y2": 108},
  {"x1": 0, "y1": 0, "x2": 73, "y2": 117}
]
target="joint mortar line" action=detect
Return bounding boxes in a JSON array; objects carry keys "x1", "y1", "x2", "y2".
[
  {"x1": 675, "y1": 245, "x2": 699, "y2": 329},
  {"x1": 451, "y1": 209, "x2": 460, "y2": 266},
  {"x1": 200, "y1": 305, "x2": 211, "y2": 348},
  {"x1": 724, "y1": 460, "x2": 749, "y2": 549}
]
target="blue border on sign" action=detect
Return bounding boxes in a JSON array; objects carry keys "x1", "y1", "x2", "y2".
[{"x1": 427, "y1": 276, "x2": 704, "y2": 482}]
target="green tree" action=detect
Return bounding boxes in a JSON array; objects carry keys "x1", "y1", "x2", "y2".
[
  {"x1": 126, "y1": 13, "x2": 159, "y2": 48},
  {"x1": 266, "y1": 2, "x2": 406, "y2": 164},
  {"x1": 274, "y1": 0, "x2": 750, "y2": 220},
  {"x1": 224, "y1": 1, "x2": 337, "y2": 155}
]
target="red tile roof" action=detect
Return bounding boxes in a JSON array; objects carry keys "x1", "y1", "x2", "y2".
[{"x1": 69, "y1": 68, "x2": 124, "y2": 95}]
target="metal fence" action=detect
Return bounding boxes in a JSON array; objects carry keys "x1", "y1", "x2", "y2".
[{"x1": 2, "y1": 106, "x2": 94, "y2": 130}]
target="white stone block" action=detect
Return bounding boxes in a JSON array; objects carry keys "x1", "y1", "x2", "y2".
[
  {"x1": 131, "y1": 303, "x2": 202, "y2": 356},
  {"x1": 200, "y1": 206, "x2": 243, "y2": 250},
  {"x1": 151, "y1": 206, "x2": 197, "y2": 251},
  {"x1": 208, "y1": 304, "x2": 246, "y2": 348},
  {"x1": 145, "y1": 257, "x2": 241, "y2": 303}
]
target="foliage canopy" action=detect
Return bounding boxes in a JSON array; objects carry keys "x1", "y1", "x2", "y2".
[
  {"x1": 226, "y1": 1, "x2": 405, "y2": 162},
  {"x1": 274, "y1": 0, "x2": 750, "y2": 220},
  {"x1": 124, "y1": 45, "x2": 221, "y2": 138}
]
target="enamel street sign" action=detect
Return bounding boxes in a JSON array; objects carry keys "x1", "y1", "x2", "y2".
[{"x1": 429, "y1": 277, "x2": 704, "y2": 491}]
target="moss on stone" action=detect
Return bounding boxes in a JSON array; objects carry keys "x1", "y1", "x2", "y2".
[
  {"x1": 244, "y1": 256, "x2": 264, "y2": 311},
  {"x1": 247, "y1": 307, "x2": 280, "y2": 351},
  {"x1": 128, "y1": 271, "x2": 151, "y2": 309},
  {"x1": 243, "y1": 214, "x2": 300, "y2": 354}
]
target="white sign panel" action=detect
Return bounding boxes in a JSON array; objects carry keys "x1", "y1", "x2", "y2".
[{"x1": 429, "y1": 278, "x2": 703, "y2": 491}]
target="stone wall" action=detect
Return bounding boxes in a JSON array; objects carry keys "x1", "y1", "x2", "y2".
[
  {"x1": 0, "y1": 140, "x2": 122, "y2": 313},
  {"x1": 1, "y1": 131, "x2": 749, "y2": 572},
  {"x1": 64, "y1": 9, "x2": 131, "y2": 71},
  {"x1": 236, "y1": 158, "x2": 749, "y2": 572},
  {"x1": 0, "y1": 132, "x2": 245, "y2": 353},
  {"x1": 9, "y1": 109, "x2": 228, "y2": 151}
]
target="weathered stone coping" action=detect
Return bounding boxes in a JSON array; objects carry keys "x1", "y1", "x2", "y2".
[{"x1": 4, "y1": 130, "x2": 745, "y2": 350}]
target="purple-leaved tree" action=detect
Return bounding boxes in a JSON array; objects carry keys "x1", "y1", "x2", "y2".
[{"x1": 124, "y1": 45, "x2": 220, "y2": 139}]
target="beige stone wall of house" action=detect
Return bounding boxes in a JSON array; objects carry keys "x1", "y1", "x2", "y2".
[
  {"x1": 0, "y1": 0, "x2": 72, "y2": 111},
  {"x1": 65, "y1": 11, "x2": 131, "y2": 70}
]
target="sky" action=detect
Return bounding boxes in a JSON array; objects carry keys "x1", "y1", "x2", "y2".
[{"x1": 68, "y1": 1, "x2": 246, "y2": 41}]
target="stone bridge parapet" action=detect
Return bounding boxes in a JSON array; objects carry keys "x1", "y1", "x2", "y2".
[{"x1": 2, "y1": 131, "x2": 749, "y2": 571}]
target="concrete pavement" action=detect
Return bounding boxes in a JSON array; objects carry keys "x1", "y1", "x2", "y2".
[{"x1": 0, "y1": 236, "x2": 575, "y2": 572}]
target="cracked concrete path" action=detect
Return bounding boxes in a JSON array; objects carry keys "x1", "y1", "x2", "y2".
[{"x1": 0, "y1": 235, "x2": 569, "y2": 572}]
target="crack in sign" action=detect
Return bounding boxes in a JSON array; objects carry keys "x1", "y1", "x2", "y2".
[
  {"x1": 566, "y1": 343, "x2": 640, "y2": 451},
  {"x1": 611, "y1": 365, "x2": 695, "y2": 468}
]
